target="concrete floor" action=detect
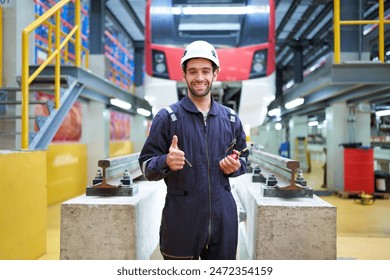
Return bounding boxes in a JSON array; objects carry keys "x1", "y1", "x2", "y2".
[{"x1": 38, "y1": 160, "x2": 390, "y2": 260}]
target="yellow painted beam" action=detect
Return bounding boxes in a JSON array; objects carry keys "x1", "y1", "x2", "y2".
[
  {"x1": 379, "y1": 0, "x2": 385, "y2": 62},
  {"x1": 333, "y1": 0, "x2": 340, "y2": 64}
]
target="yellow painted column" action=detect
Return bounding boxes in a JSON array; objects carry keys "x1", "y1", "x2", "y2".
[{"x1": 0, "y1": 151, "x2": 47, "y2": 260}]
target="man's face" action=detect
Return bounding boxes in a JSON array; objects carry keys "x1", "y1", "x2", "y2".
[{"x1": 182, "y1": 58, "x2": 219, "y2": 98}]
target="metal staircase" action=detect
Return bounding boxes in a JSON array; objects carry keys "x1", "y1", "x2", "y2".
[
  {"x1": 28, "y1": 75, "x2": 84, "y2": 150},
  {"x1": 0, "y1": 74, "x2": 83, "y2": 150},
  {"x1": 0, "y1": 0, "x2": 153, "y2": 151},
  {"x1": 0, "y1": 65, "x2": 152, "y2": 151}
]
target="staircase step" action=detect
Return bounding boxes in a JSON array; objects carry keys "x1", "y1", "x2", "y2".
[
  {"x1": 17, "y1": 75, "x2": 72, "y2": 87},
  {"x1": 36, "y1": 115, "x2": 48, "y2": 130},
  {"x1": 0, "y1": 86, "x2": 62, "y2": 92},
  {"x1": 0, "y1": 131, "x2": 22, "y2": 136},
  {"x1": 0, "y1": 87, "x2": 21, "y2": 92},
  {"x1": 0, "y1": 100, "x2": 47, "y2": 105},
  {"x1": 0, "y1": 115, "x2": 36, "y2": 119}
]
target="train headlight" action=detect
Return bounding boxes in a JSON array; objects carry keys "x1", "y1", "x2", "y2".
[
  {"x1": 152, "y1": 50, "x2": 169, "y2": 79},
  {"x1": 250, "y1": 50, "x2": 267, "y2": 79},
  {"x1": 253, "y1": 62, "x2": 264, "y2": 73},
  {"x1": 254, "y1": 52, "x2": 266, "y2": 63},
  {"x1": 155, "y1": 63, "x2": 166, "y2": 73},
  {"x1": 154, "y1": 52, "x2": 165, "y2": 63}
]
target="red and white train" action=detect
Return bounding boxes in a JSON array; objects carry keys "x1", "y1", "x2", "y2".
[{"x1": 144, "y1": 0, "x2": 276, "y2": 128}]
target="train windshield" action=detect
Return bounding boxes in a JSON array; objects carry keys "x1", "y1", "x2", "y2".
[{"x1": 150, "y1": 0, "x2": 270, "y2": 48}]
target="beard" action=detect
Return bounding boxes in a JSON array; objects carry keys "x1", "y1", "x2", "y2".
[{"x1": 187, "y1": 81, "x2": 213, "y2": 98}]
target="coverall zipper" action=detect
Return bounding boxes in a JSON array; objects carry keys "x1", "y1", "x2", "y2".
[{"x1": 204, "y1": 115, "x2": 212, "y2": 250}]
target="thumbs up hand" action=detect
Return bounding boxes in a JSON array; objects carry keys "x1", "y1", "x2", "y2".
[
  {"x1": 166, "y1": 135, "x2": 185, "y2": 171},
  {"x1": 170, "y1": 135, "x2": 180, "y2": 150}
]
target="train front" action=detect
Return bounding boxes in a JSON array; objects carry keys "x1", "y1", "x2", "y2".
[{"x1": 144, "y1": 0, "x2": 276, "y2": 129}]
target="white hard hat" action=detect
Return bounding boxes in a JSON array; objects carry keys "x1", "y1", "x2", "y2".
[{"x1": 180, "y1": 40, "x2": 220, "y2": 68}]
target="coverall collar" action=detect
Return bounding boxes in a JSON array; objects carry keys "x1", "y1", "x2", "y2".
[{"x1": 181, "y1": 95, "x2": 219, "y2": 117}]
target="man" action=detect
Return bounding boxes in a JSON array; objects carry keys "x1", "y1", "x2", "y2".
[{"x1": 138, "y1": 40, "x2": 249, "y2": 260}]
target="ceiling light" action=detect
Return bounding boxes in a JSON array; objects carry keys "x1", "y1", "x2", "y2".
[
  {"x1": 274, "y1": 116, "x2": 282, "y2": 122},
  {"x1": 284, "y1": 80, "x2": 294, "y2": 89},
  {"x1": 170, "y1": 6, "x2": 269, "y2": 16},
  {"x1": 144, "y1": 96, "x2": 155, "y2": 102},
  {"x1": 275, "y1": 123, "x2": 282, "y2": 130},
  {"x1": 268, "y1": 107, "x2": 281, "y2": 117},
  {"x1": 375, "y1": 110, "x2": 390, "y2": 117},
  {"x1": 285, "y1": 98, "x2": 304, "y2": 109},
  {"x1": 110, "y1": 98, "x2": 132, "y2": 110},
  {"x1": 137, "y1": 108, "x2": 152, "y2": 117},
  {"x1": 308, "y1": 121, "x2": 319, "y2": 127}
]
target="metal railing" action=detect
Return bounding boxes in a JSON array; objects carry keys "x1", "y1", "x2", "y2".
[
  {"x1": 21, "y1": 0, "x2": 81, "y2": 149},
  {"x1": 334, "y1": 0, "x2": 390, "y2": 63},
  {"x1": 34, "y1": 14, "x2": 89, "y2": 68},
  {"x1": 0, "y1": 7, "x2": 3, "y2": 88}
]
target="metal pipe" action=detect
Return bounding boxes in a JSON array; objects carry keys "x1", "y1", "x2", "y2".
[
  {"x1": 55, "y1": 10, "x2": 61, "y2": 110},
  {"x1": 333, "y1": 0, "x2": 341, "y2": 63},
  {"x1": 75, "y1": 0, "x2": 81, "y2": 67},
  {"x1": 21, "y1": 30, "x2": 29, "y2": 150},
  {"x1": 0, "y1": 7, "x2": 3, "y2": 88},
  {"x1": 23, "y1": 1, "x2": 71, "y2": 33},
  {"x1": 379, "y1": 0, "x2": 385, "y2": 62}
]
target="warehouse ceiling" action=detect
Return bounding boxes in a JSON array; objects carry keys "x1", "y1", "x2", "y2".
[{"x1": 105, "y1": 0, "x2": 390, "y2": 122}]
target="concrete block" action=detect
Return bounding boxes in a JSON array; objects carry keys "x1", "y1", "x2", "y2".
[
  {"x1": 60, "y1": 180, "x2": 165, "y2": 260},
  {"x1": 231, "y1": 174, "x2": 337, "y2": 260}
]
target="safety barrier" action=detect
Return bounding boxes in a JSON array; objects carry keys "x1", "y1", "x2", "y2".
[{"x1": 334, "y1": 0, "x2": 390, "y2": 63}]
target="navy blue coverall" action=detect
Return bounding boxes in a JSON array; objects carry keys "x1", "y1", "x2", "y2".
[{"x1": 138, "y1": 96, "x2": 248, "y2": 259}]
